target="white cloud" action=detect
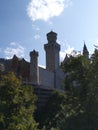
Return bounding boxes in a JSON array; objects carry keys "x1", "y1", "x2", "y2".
[
  {"x1": 34, "y1": 34, "x2": 41, "y2": 40},
  {"x1": 60, "y1": 45, "x2": 74, "y2": 61},
  {"x1": 32, "y1": 24, "x2": 40, "y2": 31},
  {"x1": 27, "y1": 0, "x2": 72, "y2": 21},
  {"x1": 4, "y1": 42, "x2": 25, "y2": 59},
  {"x1": 93, "y1": 39, "x2": 98, "y2": 49},
  {"x1": 95, "y1": 39, "x2": 98, "y2": 45},
  {"x1": 10, "y1": 42, "x2": 16, "y2": 46},
  {"x1": 36, "y1": 27, "x2": 40, "y2": 31},
  {"x1": 96, "y1": 39, "x2": 98, "y2": 43}
]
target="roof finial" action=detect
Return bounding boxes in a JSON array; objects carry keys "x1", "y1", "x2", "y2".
[
  {"x1": 83, "y1": 40, "x2": 86, "y2": 45},
  {"x1": 51, "y1": 29, "x2": 53, "y2": 32}
]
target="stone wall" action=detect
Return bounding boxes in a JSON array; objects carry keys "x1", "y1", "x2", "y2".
[
  {"x1": 55, "y1": 68, "x2": 65, "y2": 89},
  {"x1": 39, "y1": 67, "x2": 54, "y2": 89}
]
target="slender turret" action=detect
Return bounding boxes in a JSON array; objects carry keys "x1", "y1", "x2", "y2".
[{"x1": 30, "y1": 50, "x2": 39, "y2": 84}]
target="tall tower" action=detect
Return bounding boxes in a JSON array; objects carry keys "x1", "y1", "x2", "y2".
[
  {"x1": 44, "y1": 31, "x2": 60, "y2": 72},
  {"x1": 83, "y1": 43, "x2": 89, "y2": 59},
  {"x1": 30, "y1": 50, "x2": 39, "y2": 84}
]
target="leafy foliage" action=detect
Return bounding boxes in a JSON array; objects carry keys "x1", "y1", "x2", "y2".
[
  {"x1": 61, "y1": 52, "x2": 98, "y2": 129},
  {"x1": 38, "y1": 50, "x2": 98, "y2": 130},
  {"x1": 38, "y1": 90, "x2": 86, "y2": 130},
  {"x1": 0, "y1": 72, "x2": 38, "y2": 130},
  {"x1": 0, "y1": 49, "x2": 98, "y2": 130}
]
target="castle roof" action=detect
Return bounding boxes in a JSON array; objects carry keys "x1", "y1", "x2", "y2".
[
  {"x1": 83, "y1": 43, "x2": 88, "y2": 52},
  {"x1": 47, "y1": 31, "x2": 57, "y2": 36}
]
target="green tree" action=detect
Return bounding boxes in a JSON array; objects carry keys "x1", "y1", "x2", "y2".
[
  {"x1": 85, "y1": 49, "x2": 98, "y2": 129},
  {"x1": 61, "y1": 53, "x2": 98, "y2": 129},
  {"x1": 0, "y1": 63, "x2": 4, "y2": 72},
  {"x1": 62, "y1": 55, "x2": 90, "y2": 94},
  {"x1": 37, "y1": 90, "x2": 83, "y2": 130},
  {"x1": 0, "y1": 72, "x2": 38, "y2": 130},
  {"x1": 38, "y1": 52, "x2": 98, "y2": 130}
]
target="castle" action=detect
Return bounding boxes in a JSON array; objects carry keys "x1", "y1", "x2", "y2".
[
  {"x1": 0, "y1": 31, "x2": 89, "y2": 108},
  {"x1": 0, "y1": 31, "x2": 89, "y2": 89},
  {"x1": 0, "y1": 31, "x2": 65, "y2": 90},
  {"x1": 29, "y1": 31, "x2": 65, "y2": 90}
]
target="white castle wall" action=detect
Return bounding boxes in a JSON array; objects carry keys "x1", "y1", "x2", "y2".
[
  {"x1": 39, "y1": 67, "x2": 54, "y2": 89},
  {"x1": 55, "y1": 68, "x2": 65, "y2": 89}
]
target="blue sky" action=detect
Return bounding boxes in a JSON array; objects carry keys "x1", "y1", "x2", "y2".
[{"x1": 0, "y1": 0, "x2": 98, "y2": 66}]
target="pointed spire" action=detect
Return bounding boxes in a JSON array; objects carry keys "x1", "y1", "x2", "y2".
[
  {"x1": 83, "y1": 41, "x2": 89, "y2": 59},
  {"x1": 64, "y1": 54, "x2": 68, "y2": 62},
  {"x1": 61, "y1": 54, "x2": 69, "y2": 65},
  {"x1": 83, "y1": 41, "x2": 88, "y2": 51}
]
